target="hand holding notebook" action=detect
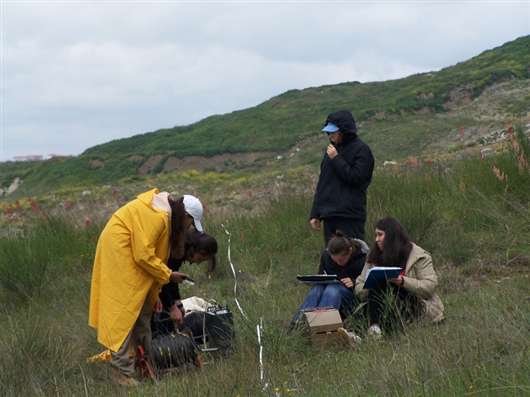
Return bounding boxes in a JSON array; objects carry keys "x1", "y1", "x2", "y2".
[{"x1": 363, "y1": 267, "x2": 402, "y2": 289}]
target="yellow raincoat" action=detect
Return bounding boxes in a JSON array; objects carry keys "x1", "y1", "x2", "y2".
[{"x1": 88, "y1": 189, "x2": 172, "y2": 352}]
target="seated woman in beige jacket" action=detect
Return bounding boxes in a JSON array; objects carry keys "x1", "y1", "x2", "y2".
[{"x1": 355, "y1": 217, "x2": 444, "y2": 337}]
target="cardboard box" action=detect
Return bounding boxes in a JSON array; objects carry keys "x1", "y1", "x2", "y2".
[
  {"x1": 310, "y1": 330, "x2": 343, "y2": 349},
  {"x1": 303, "y1": 308, "x2": 342, "y2": 333},
  {"x1": 303, "y1": 308, "x2": 343, "y2": 348}
]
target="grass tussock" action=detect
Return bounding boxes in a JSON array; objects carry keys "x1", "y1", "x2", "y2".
[{"x1": 0, "y1": 129, "x2": 529, "y2": 396}]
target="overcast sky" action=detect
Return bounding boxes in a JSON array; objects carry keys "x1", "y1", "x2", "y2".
[{"x1": 1, "y1": 1, "x2": 528, "y2": 161}]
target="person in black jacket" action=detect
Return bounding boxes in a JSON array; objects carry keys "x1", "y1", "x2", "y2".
[
  {"x1": 290, "y1": 232, "x2": 369, "y2": 326},
  {"x1": 153, "y1": 230, "x2": 218, "y2": 337},
  {"x1": 310, "y1": 110, "x2": 374, "y2": 243}
]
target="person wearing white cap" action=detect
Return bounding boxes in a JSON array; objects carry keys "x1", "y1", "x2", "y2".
[
  {"x1": 182, "y1": 194, "x2": 217, "y2": 275},
  {"x1": 182, "y1": 194, "x2": 203, "y2": 232},
  {"x1": 88, "y1": 188, "x2": 206, "y2": 385}
]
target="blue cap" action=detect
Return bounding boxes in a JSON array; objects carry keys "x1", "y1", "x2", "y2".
[{"x1": 321, "y1": 122, "x2": 339, "y2": 134}]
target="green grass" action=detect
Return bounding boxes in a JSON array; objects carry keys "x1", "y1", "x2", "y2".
[{"x1": 1, "y1": 129, "x2": 529, "y2": 396}]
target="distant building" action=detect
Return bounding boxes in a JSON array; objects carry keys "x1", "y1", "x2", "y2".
[
  {"x1": 13, "y1": 155, "x2": 43, "y2": 161},
  {"x1": 48, "y1": 154, "x2": 72, "y2": 160}
]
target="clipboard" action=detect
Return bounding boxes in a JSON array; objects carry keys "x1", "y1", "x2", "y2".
[
  {"x1": 296, "y1": 274, "x2": 339, "y2": 284},
  {"x1": 363, "y1": 267, "x2": 402, "y2": 289}
]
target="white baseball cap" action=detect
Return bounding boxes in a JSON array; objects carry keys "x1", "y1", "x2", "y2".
[{"x1": 183, "y1": 194, "x2": 204, "y2": 232}]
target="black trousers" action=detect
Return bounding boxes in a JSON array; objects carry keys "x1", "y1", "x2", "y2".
[
  {"x1": 367, "y1": 283, "x2": 424, "y2": 332},
  {"x1": 323, "y1": 216, "x2": 365, "y2": 244}
]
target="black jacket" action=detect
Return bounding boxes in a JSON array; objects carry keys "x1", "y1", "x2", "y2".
[
  {"x1": 159, "y1": 254, "x2": 215, "y2": 310},
  {"x1": 318, "y1": 245, "x2": 366, "y2": 281},
  {"x1": 310, "y1": 111, "x2": 374, "y2": 221},
  {"x1": 159, "y1": 257, "x2": 183, "y2": 310}
]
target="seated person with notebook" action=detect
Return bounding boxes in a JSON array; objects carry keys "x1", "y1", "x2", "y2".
[
  {"x1": 291, "y1": 231, "x2": 368, "y2": 327},
  {"x1": 355, "y1": 217, "x2": 445, "y2": 337}
]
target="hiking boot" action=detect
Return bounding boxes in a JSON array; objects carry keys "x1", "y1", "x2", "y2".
[
  {"x1": 367, "y1": 324, "x2": 382, "y2": 339},
  {"x1": 111, "y1": 367, "x2": 140, "y2": 387},
  {"x1": 337, "y1": 327, "x2": 361, "y2": 348}
]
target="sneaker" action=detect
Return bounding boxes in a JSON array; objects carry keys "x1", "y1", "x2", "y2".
[
  {"x1": 367, "y1": 324, "x2": 382, "y2": 339},
  {"x1": 111, "y1": 367, "x2": 140, "y2": 387},
  {"x1": 337, "y1": 327, "x2": 361, "y2": 348}
]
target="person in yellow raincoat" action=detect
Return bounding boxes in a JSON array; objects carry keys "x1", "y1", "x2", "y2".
[{"x1": 88, "y1": 188, "x2": 204, "y2": 385}]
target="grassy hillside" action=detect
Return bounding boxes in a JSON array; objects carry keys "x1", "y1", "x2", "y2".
[
  {"x1": 1, "y1": 35, "x2": 528, "y2": 197},
  {"x1": 83, "y1": 35, "x2": 529, "y2": 157},
  {"x1": 1, "y1": 128, "x2": 529, "y2": 396}
]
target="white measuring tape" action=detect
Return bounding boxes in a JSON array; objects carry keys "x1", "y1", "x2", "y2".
[
  {"x1": 257, "y1": 317, "x2": 269, "y2": 391},
  {"x1": 221, "y1": 224, "x2": 269, "y2": 391},
  {"x1": 221, "y1": 224, "x2": 248, "y2": 320}
]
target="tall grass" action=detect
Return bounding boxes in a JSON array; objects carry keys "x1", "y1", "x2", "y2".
[
  {"x1": 0, "y1": 217, "x2": 99, "y2": 308},
  {"x1": 0, "y1": 133, "x2": 529, "y2": 396}
]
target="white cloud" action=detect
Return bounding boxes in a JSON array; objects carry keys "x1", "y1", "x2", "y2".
[{"x1": 1, "y1": 1, "x2": 528, "y2": 160}]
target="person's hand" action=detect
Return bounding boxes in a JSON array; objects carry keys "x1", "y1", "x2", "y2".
[
  {"x1": 309, "y1": 218, "x2": 321, "y2": 231},
  {"x1": 340, "y1": 277, "x2": 353, "y2": 288},
  {"x1": 327, "y1": 144, "x2": 338, "y2": 159},
  {"x1": 169, "y1": 271, "x2": 189, "y2": 283},
  {"x1": 169, "y1": 303, "x2": 184, "y2": 325},
  {"x1": 389, "y1": 276, "x2": 404, "y2": 287}
]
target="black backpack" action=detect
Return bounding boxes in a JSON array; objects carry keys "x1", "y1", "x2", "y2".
[
  {"x1": 181, "y1": 305, "x2": 235, "y2": 355},
  {"x1": 151, "y1": 332, "x2": 200, "y2": 370}
]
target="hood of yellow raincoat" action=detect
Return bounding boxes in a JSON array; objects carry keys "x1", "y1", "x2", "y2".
[{"x1": 88, "y1": 188, "x2": 173, "y2": 352}]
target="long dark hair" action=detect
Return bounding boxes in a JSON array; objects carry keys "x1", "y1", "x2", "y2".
[
  {"x1": 168, "y1": 196, "x2": 187, "y2": 259},
  {"x1": 185, "y1": 230, "x2": 218, "y2": 259},
  {"x1": 367, "y1": 217, "x2": 412, "y2": 269},
  {"x1": 327, "y1": 230, "x2": 358, "y2": 256}
]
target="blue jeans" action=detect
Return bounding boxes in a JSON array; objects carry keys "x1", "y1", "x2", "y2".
[{"x1": 292, "y1": 282, "x2": 355, "y2": 324}]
